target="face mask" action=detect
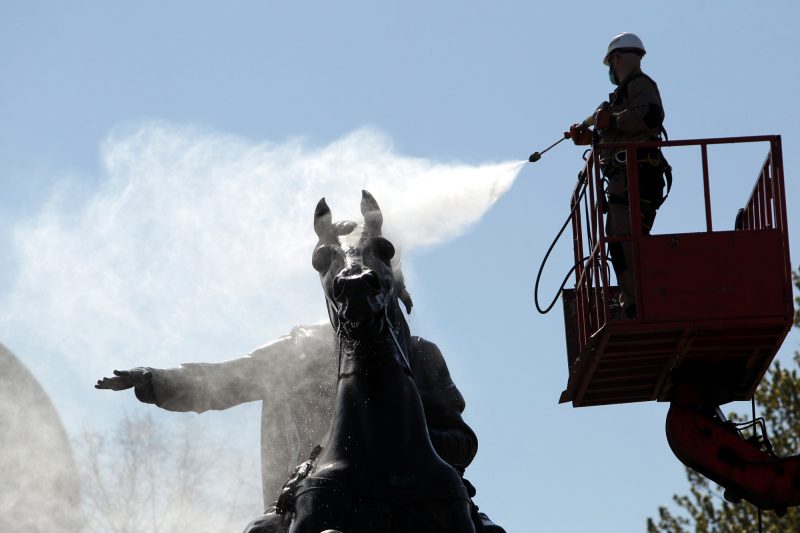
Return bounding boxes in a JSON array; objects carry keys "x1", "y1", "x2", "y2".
[{"x1": 608, "y1": 65, "x2": 618, "y2": 85}]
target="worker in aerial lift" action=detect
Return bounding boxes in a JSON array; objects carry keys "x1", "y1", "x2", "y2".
[{"x1": 572, "y1": 32, "x2": 671, "y2": 319}]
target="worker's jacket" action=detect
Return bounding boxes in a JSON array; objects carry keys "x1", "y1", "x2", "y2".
[
  {"x1": 132, "y1": 323, "x2": 478, "y2": 507},
  {"x1": 599, "y1": 67, "x2": 665, "y2": 166}
]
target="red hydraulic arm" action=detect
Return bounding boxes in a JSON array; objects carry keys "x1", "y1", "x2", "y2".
[{"x1": 667, "y1": 388, "x2": 800, "y2": 515}]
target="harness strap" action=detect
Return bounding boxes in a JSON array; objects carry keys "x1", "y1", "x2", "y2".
[
  {"x1": 661, "y1": 162, "x2": 673, "y2": 207},
  {"x1": 658, "y1": 125, "x2": 672, "y2": 205},
  {"x1": 605, "y1": 147, "x2": 672, "y2": 209}
]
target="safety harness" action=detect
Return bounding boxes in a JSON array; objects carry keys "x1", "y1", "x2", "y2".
[{"x1": 604, "y1": 71, "x2": 673, "y2": 209}]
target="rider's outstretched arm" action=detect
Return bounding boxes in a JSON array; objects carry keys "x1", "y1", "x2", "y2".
[{"x1": 95, "y1": 323, "x2": 335, "y2": 413}]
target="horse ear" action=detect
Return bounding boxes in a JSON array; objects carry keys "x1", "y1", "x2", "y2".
[
  {"x1": 314, "y1": 198, "x2": 332, "y2": 238},
  {"x1": 361, "y1": 190, "x2": 383, "y2": 235}
]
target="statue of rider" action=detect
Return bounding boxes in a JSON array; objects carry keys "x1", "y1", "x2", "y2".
[{"x1": 97, "y1": 269, "x2": 505, "y2": 533}]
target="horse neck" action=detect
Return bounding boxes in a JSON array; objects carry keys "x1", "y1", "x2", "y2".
[
  {"x1": 335, "y1": 302, "x2": 411, "y2": 373},
  {"x1": 323, "y1": 303, "x2": 434, "y2": 458}
]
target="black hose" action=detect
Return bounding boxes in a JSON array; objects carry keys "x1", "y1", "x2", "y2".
[{"x1": 533, "y1": 179, "x2": 588, "y2": 314}]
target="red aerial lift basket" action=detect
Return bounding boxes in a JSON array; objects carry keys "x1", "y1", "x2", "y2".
[{"x1": 560, "y1": 135, "x2": 794, "y2": 408}]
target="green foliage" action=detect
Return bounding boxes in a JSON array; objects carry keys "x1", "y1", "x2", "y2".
[
  {"x1": 647, "y1": 268, "x2": 800, "y2": 533},
  {"x1": 794, "y1": 268, "x2": 800, "y2": 328}
]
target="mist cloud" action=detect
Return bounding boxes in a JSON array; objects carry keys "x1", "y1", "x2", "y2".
[{"x1": 0, "y1": 123, "x2": 522, "y2": 377}]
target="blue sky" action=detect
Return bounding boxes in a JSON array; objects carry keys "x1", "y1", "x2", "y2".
[{"x1": 2, "y1": 1, "x2": 800, "y2": 531}]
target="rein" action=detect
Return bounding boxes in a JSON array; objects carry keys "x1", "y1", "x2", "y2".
[{"x1": 384, "y1": 304, "x2": 414, "y2": 379}]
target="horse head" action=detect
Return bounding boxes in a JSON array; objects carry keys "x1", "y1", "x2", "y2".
[{"x1": 313, "y1": 190, "x2": 410, "y2": 336}]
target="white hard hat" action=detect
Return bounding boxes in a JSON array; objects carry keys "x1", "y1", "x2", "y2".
[{"x1": 603, "y1": 32, "x2": 646, "y2": 65}]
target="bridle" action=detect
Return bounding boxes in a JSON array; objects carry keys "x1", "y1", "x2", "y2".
[{"x1": 324, "y1": 289, "x2": 414, "y2": 380}]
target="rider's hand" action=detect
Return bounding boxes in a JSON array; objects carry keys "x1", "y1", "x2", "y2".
[{"x1": 95, "y1": 367, "x2": 153, "y2": 391}]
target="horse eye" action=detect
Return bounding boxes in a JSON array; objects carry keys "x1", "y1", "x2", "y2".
[
  {"x1": 312, "y1": 245, "x2": 335, "y2": 272},
  {"x1": 370, "y1": 237, "x2": 395, "y2": 264}
]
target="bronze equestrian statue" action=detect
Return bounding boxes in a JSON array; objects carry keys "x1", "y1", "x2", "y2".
[
  {"x1": 97, "y1": 191, "x2": 504, "y2": 532},
  {"x1": 281, "y1": 191, "x2": 475, "y2": 532}
]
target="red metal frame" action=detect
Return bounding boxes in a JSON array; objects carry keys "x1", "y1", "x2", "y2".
[{"x1": 561, "y1": 135, "x2": 794, "y2": 407}]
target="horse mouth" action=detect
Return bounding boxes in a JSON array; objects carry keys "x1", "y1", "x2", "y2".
[
  {"x1": 336, "y1": 294, "x2": 387, "y2": 325},
  {"x1": 331, "y1": 268, "x2": 388, "y2": 323}
]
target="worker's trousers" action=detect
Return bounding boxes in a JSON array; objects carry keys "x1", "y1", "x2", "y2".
[{"x1": 605, "y1": 169, "x2": 663, "y2": 314}]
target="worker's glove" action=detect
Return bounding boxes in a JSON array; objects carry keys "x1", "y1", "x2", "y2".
[
  {"x1": 96, "y1": 367, "x2": 154, "y2": 391},
  {"x1": 569, "y1": 124, "x2": 592, "y2": 146},
  {"x1": 593, "y1": 108, "x2": 614, "y2": 130}
]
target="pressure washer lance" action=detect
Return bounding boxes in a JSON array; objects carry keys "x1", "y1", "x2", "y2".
[
  {"x1": 528, "y1": 113, "x2": 595, "y2": 163},
  {"x1": 528, "y1": 134, "x2": 569, "y2": 163}
]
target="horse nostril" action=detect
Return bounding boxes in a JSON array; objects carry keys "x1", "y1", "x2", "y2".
[{"x1": 362, "y1": 271, "x2": 381, "y2": 291}]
